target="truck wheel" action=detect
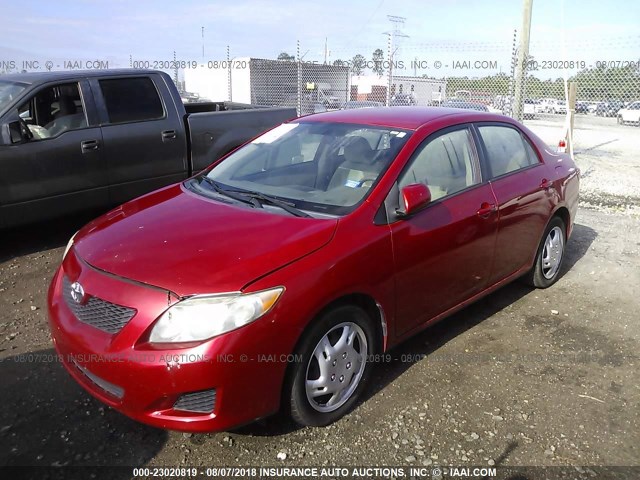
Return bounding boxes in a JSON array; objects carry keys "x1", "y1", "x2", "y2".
[
  {"x1": 287, "y1": 305, "x2": 375, "y2": 427},
  {"x1": 523, "y1": 216, "x2": 566, "y2": 288}
]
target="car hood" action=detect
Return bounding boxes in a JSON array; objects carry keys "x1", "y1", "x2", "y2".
[{"x1": 74, "y1": 184, "x2": 337, "y2": 296}]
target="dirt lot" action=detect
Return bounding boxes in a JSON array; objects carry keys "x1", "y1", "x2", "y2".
[
  {"x1": 1, "y1": 115, "x2": 639, "y2": 478},
  {"x1": 0, "y1": 201, "x2": 638, "y2": 479}
]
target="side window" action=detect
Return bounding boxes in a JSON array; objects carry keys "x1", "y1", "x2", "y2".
[
  {"x1": 16, "y1": 82, "x2": 87, "y2": 141},
  {"x1": 478, "y1": 125, "x2": 536, "y2": 178},
  {"x1": 399, "y1": 128, "x2": 480, "y2": 202},
  {"x1": 99, "y1": 77, "x2": 164, "y2": 124}
]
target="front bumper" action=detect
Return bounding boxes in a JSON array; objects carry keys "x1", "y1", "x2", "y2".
[{"x1": 47, "y1": 249, "x2": 290, "y2": 432}]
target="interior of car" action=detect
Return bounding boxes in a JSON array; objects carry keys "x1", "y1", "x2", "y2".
[{"x1": 18, "y1": 83, "x2": 87, "y2": 140}]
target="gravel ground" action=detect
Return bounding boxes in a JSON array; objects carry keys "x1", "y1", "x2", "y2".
[
  {"x1": 0, "y1": 204, "x2": 638, "y2": 479},
  {"x1": 524, "y1": 114, "x2": 640, "y2": 216},
  {"x1": 1, "y1": 116, "x2": 639, "y2": 478}
]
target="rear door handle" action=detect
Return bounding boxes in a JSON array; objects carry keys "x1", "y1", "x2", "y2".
[
  {"x1": 540, "y1": 178, "x2": 552, "y2": 190},
  {"x1": 477, "y1": 202, "x2": 497, "y2": 218},
  {"x1": 80, "y1": 139, "x2": 100, "y2": 152},
  {"x1": 161, "y1": 130, "x2": 177, "y2": 141}
]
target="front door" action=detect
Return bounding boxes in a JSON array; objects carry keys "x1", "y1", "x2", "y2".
[
  {"x1": 0, "y1": 80, "x2": 107, "y2": 227},
  {"x1": 390, "y1": 126, "x2": 498, "y2": 335}
]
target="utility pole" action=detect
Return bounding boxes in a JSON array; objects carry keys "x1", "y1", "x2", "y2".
[
  {"x1": 384, "y1": 15, "x2": 409, "y2": 107},
  {"x1": 567, "y1": 81, "x2": 576, "y2": 158},
  {"x1": 173, "y1": 50, "x2": 179, "y2": 90},
  {"x1": 201, "y1": 27, "x2": 205, "y2": 59},
  {"x1": 513, "y1": 0, "x2": 533, "y2": 121},
  {"x1": 324, "y1": 37, "x2": 328, "y2": 65},
  {"x1": 386, "y1": 32, "x2": 393, "y2": 107},
  {"x1": 297, "y1": 40, "x2": 302, "y2": 116}
]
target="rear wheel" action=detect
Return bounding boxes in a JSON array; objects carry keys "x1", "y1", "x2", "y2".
[
  {"x1": 287, "y1": 305, "x2": 375, "y2": 427},
  {"x1": 523, "y1": 216, "x2": 566, "y2": 288}
]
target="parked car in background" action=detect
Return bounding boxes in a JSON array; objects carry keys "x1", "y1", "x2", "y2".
[
  {"x1": 595, "y1": 101, "x2": 625, "y2": 117},
  {"x1": 390, "y1": 93, "x2": 417, "y2": 106},
  {"x1": 523, "y1": 99, "x2": 537, "y2": 119},
  {"x1": 538, "y1": 98, "x2": 558, "y2": 113},
  {"x1": 575, "y1": 101, "x2": 589, "y2": 114},
  {"x1": 48, "y1": 107, "x2": 579, "y2": 432},
  {"x1": 340, "y1": 100, "x2": 384, "y2": 109},
  {"x1": 0, "y1": 70, "x2": 296, "y2": 229},
  {"x1": 441, "y1": 99, "x2": 488, "y2": 112},
  {"x1": 617, "y1": 101, "x2": 640, "y2": 125},
  {"x1": 587, "y1": 102, "x2": 601, "y2": 114},
  {"x1": 553, "y1": 100, "x2": 567, "y2": 114},
  {"x1": 323, "y1": 96, "x2": 342, "y2": 109}
]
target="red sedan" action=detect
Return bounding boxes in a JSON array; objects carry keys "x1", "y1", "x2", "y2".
[{"x1": 48, "y1": 107, "x2": 579, "y2": 432}]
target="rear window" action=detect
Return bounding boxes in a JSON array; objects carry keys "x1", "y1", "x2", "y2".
[{"x1": 99, "y1": 77, "x2": 164, "y2": 124}]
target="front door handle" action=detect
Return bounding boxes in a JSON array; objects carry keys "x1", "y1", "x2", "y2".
[
  {"x1": 161, "y1": 130, "x2": 177, "y2": 141},
  {"x1": 80, "y1": 139, "x2": 100, "y2": 153},
  {"x1": 477, "y1": 202, "x2": 497, "y2": 218}
]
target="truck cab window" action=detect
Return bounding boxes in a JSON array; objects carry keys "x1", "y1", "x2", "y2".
[
  {"x1": 99, "y1": 77, "x2": 165, "y2": 124},
  {"x1": 16, "y1": 83, "x2": 87, "y2": 141}
]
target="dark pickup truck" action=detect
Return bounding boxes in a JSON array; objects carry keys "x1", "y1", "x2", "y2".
[{"x1": 0, "y1": 69, "x2": 296, "y2": 228}]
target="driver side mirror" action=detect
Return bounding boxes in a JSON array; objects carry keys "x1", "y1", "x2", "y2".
[
  {"x1": 0, "y1": 120, "x2": 31, "y2": 145},
  {"x1": 396, "y1": 183, "x2": 431, "y2": 218}
]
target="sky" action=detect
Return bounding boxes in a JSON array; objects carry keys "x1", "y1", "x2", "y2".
[{"x1": 1, "y1": 0, "x2": 638, "y2": 78}]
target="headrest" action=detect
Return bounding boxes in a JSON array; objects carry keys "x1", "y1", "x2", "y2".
[
  {"x1": 57, "y1": 96, "x2": 77, "y2": 116},
  {"x1": 343, "y1": 136, "x2": 374, "y2": 164}
]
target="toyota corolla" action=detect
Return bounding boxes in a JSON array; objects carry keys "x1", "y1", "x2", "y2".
[{"x1": 48, "y1": 107, "x2": 579, "y2": 432}]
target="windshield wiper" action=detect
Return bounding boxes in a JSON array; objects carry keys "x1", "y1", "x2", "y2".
[
  {"x1": 199, "y1": 177, "x2": 261, "y2": 208},
  {"x1": 226, "y1": 188, "x2": 312, "y2": 218},
  {"x1": 199, "y1": 177, "x2": 311, "y2": 218}
]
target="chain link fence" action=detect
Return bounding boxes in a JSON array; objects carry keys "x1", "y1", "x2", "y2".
[{"x1": 179, "y1": 35, "x2": 639, "y2": 129}]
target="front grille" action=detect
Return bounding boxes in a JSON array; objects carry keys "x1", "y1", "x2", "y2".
[
  {"x1": 173, "y1": 389, "x2": 217, "y2": 413},
  {"x1": 62, "y1": 276, "x2": 136, "y2": 334}
]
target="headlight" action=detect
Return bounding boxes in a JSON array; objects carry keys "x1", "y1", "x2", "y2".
[
  {"x1": 149, "y1": 287, "x2": 284, "y2": 343},
  {"x1": 62, "y1": 231, "x2": 79, "y2": 261}
]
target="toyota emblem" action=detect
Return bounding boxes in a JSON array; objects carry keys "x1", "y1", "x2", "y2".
[{"x1": 70, "y1": 281, "x2": 85, "y2": 304}]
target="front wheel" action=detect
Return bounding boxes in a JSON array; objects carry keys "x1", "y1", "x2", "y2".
[
  {"x1": 617, "y1": 116, "x2": 624, "y2": 125},
  {"x1": 287, "y1": 305, "x2": 376, "y2": 427},
  {"x1": 523, "y1": 216, "x2": 567, "y2": 288}
]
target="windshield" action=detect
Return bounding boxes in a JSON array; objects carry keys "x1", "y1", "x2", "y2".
[
  {"x1": 199, "y1": 122, "x2": 412, "y2": 216},
  {"x1": 0, "y1": 81, "x2": 28, "y2": 113}
]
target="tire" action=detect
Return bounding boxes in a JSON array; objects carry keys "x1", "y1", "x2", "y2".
[
  {"x1": 287, "y1": 305, "x2": 376, "y2": 427},
  {"x1": 617, "y1": 116, "x2": 624, "y2": 125},
  {"x1": 523, "y1": 216, "x2": 567, "y2": 288}
]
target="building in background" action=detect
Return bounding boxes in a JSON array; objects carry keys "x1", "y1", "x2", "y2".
[
  {"x1": 184, "y1": 58, "x2": 350, "y2": 114},
  {"x1": 350, "y1": 75, "x2": 447, "y2": 106}
]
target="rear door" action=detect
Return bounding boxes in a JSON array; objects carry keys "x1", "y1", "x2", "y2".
[
  {"x1": 389, "y1": 125, "x2": 499, "y2": 335},
  {"x1": 90, "y1": 74, "x2": 187, "y2": 205},
  {"x1": 0, "y1": 79, "x2": 107, "y2": 227},
  {"x1": 474, "y1": 123, "x2": 551, "y2": 284}
]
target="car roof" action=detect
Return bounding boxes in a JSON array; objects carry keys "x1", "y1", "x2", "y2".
[
  {"x1": 299, "y1": 106, "x2": 509, "y2": 130},
  {"x1": 0, "y1": 69, "x2": 161, "y2": 85}
]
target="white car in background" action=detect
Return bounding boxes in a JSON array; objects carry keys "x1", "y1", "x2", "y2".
[
  {"x1": 523, "y1": 99, "x2": 538, "y2": 119},
  {"x1": 538, "y1": 98, "x2": 558, "y2": 113},
  {"x1": 553, "y1": 100, "x2": 567, "y2": 114},
  {"x1": 617, "y1": 101, "x2": 640, "y2": 125},
  {"x1": 587, "y1": 102, "x2": 602, "y2": 114}
]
